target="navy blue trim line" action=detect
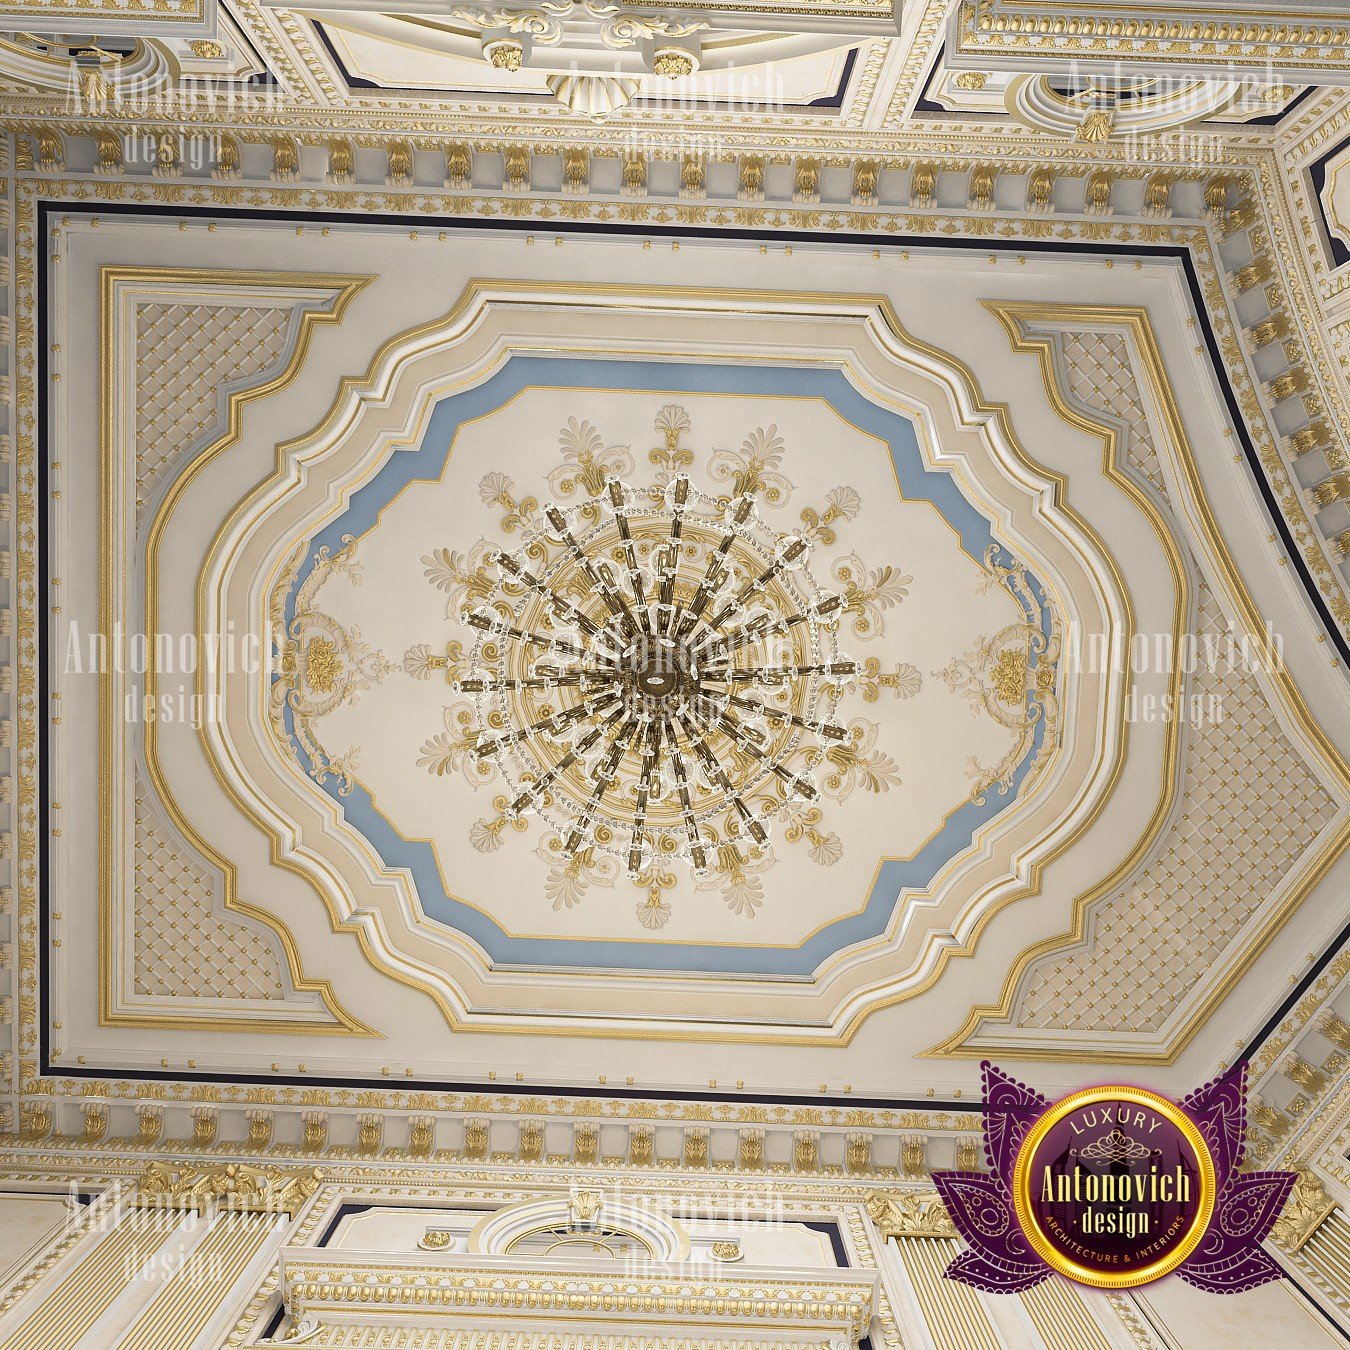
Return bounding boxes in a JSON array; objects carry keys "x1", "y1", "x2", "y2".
[
  {"x1": 1307, "y1": 147, "x2": 1350, "y2": 270},
  {"x1": 33, "y1": 197, "x2": 1350, "y2": 1108}
]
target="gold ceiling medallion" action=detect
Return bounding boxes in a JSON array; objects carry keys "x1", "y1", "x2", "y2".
[
  {"x1": 450, "y1": 474, "x2": 858, "y2": 883},
  {"x1": 483, "y1": 38, "x2": 525, "y2": 71},
  {"x1": 709, "y1": 1238, "x2": 744, "y2": 1261},
  {"x1": 653, "y1": 47, "x2": 698, "y2": 78}
]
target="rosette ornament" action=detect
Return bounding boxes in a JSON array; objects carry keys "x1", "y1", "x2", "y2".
[{"x1": 456, "y1": 476, "x2": 857, "y2": 878}]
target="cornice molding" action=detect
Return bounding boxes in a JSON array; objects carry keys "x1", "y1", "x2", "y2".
[{"x1": 279, "y1": 1249, "x2": 877, "y2": 1335}]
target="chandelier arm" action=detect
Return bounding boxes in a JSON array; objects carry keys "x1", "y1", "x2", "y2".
[
  {"x1": 466, "y1": 609, "x2": 587, "y2": 658},
  {"x1": 698, "y1": 592, "x2": 845, "y2": 659},
  {"x1": 563, "y1": 714, "x2": 641, "y2": 856},
  {"x1": 727, "y1": 660, "x2": 857, "y2": 683},
  {"x1": 607, "y1": 479, "x2": 653, "y2": 634},
  {"x1": 627, "y1": 716, "x2": 663, "y2": 874},
  {"x1": 671, "y1": 558, "x2": 726, "y2": 642},
  {"x1": 459, "y1": 673, "x2": 590, "y2": 693},
  {"x1": 673, "y1": 494, "x2": 754, "y2": 641},
  {"x1": 491, "y1": 550, "x2": 601, "y2": 637},
  {"x1": 657, "y1": 477, "x2": 690, "y2": 626},
  {"x1": 680, "y1": 714, "x2": 768, "y2": 846},
  {"x1": 707, "y1": 536, "x2": 807, "y2": 631},
  {"x1": 666, "y1": 737, "x2": 708, "y2": 872},
  {"x1": 473, "y1": 690, "x2": 620, "y2": 760},
  {"x1": 713, "y1": 711, "x2": 819, "y2": 802},
  {"x1": 596, "y1": 559, "x2": 643, "y2": 638},
  {"x1": 508, "y1": 704, "x2": 625, "y2": 815},
  {"x1": 728, "y1": 693, "x2": 847, "y2": 742},
  {"x1": 544, "y1": 504, "x2": 636, "y2": 635}
]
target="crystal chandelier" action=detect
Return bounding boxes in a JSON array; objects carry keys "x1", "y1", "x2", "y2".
[{"x1": 457, "y1": 477, "x2": 857, "y2": 877}]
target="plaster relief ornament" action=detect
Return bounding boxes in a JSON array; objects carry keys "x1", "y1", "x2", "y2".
[
  {"x1": 452, "y1": 473, "x2": 858, "y2": 881},
  {"x1": 280, "y1": 400, "x2": 1055, "y2": 942},
  {"x1": 932, "y1": 1062, "x2": 1298, "y2": 1293},
  {"x1": 1005, "y1": 73, "x2": 1245, "y2": 142},
  {"x1": 445, "y1": 0, "x2": 710, "y2": 116}
]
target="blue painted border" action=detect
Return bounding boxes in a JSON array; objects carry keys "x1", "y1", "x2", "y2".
[{"x1": 279, "y1": 355, "x2": 1050, "y2": 976}]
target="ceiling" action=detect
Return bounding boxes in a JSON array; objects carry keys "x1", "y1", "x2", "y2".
[{"x1": 2, "y1": 0, "x2": 1350, "y2": 1140}]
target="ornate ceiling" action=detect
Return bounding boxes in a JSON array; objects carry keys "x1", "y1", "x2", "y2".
[{"x1": 0, "y1": 0, "x2": 1348, "y2": 1170}]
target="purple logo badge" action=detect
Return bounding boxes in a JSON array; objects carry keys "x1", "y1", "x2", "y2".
[{"x1": 932, "y1": 1061, "x2": 1297, "y2": 1292}]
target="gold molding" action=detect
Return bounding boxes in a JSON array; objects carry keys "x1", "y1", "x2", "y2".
[
  {"x1": 934, "y1": 302, "x2": 1350, "y2": 1062},
  {"x1": 99, "y1": 264, "x2": 377, "y2": 1036},
  {"x1": 954, "y1": 0, "x2": 1350, "y2": 72},
  {"x1": 1271, "y1": 1169, "x2": 1338, "y2": 1254},
  {"x1": 135, "y1": 1159, "x2": 324, "y2": 1216},
  {"x1": 6, "y1": 167, "x2": 1340, "y2": 1107},
  {"x1": 187, "y1": 276, "x2": 1141, "y2": 1047},
  {"x1": 866, "y1": 1188, "x2": 956, "y2": 1239}
]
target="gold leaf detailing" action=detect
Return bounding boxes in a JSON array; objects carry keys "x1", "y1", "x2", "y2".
[
  {"x1": 866, "y1": 1190, "x2": 956, "y2": 1239},
  {"x1": 833, "y1": 551, "x2": 911, "y2": 637},
  {"x1": 821, "y1": 719, "x2": 902, "y2": 799},
  {"x1": 709, "y1": 424, "x2": 790, "y2": 505},
  {"x1": 801, "y1": 485, "x2": 861, "y2": 546},
  {"x1": 136, "y1": 1162, "x2": 323, "y2": 1216},
  {"x1": 1077, "y1": 109, "x2": 1115, "y2": 143},
  {"x1": 1270, "y1": 1170, "x2": 1337, "y2": 1253},
  {"x1": 304, "y1": 636, "x2": 342, "y2": 694},
  {"x1": 550, "y1": 417, "x2": 635, "y2": 499},
  {"x1": 859, "y1": 658, "x2": 922, "y2": 702}
]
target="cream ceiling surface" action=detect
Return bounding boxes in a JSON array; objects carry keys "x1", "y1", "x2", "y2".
[
  {"x1": 0, "y1": 5, "x2": 1348, "y2": 1181},
  {"x1": 34, "y1": 208, "x2": 1348, "y2": 1101},
  {"x1": 2, "y1": 12, "x2": 1350, "y2": 1350}
]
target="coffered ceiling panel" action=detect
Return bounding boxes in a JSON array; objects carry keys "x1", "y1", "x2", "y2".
[{"x1": 29, "y1": 204, "x2": 1347, "y2": 1104}]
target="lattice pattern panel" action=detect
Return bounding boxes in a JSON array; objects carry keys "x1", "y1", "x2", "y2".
[
  {"x1": 1015, "y1": 580, "x2": 1336, "y2": 1032},
  {"x1": 133, "y1": 780, "x2": 287, "y2": 1000},
  {"x1": 133, "y1": 301, "x2": 294, "y2": 518},
  {"x1": 1059, "y1": 329, "x2": 1165, "y2": 495}
]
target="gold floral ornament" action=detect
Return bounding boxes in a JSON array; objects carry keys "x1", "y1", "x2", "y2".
[
  {"x1": 650, "y1": 404, "x2": 694, "y2": 478},
  {"x1": 418, "y1": 1227, "x2": 455, "y2": 1251},
  {"x1": 800, "y1": 486, "x2": 861, "y2": 546},
  {"x1": 444, "y1": 474, "x2": 859, "y2": 883},
  {"x1": 1077, "y1": 108, "x2": 1115, "y2": 143},
  {"x1": 859, "y1": 658, "x2": 922, "y2": 702},
  {"x1": 136, "y1": 1162, "x2": 323, "y2": 1217},
  {"x1": 570, "y1": 1189, "x2": 604, "y2": 1225},
  {"x1": 832, "y1": 552, "x2": 912, "y2": 638},
  {"x1": 934, "y1": 548, "x2": 1060, "y2": 803},
  {"x1": 1270, "y1": 1170, "x2": 1337, "y2": 1253},
  {"x1": 865, "y1": 1189, "x2": 957, "y2": 1240},
  {"x1": 709, "y1": 424, "x2": 792, "y2": 506},
  {"x1": 269, "y1": 536, "x2": 393, "y2": 796},
  {"x1": 550, "y1": 416, "x2": 636, "y2": 504},
  {"x1": 303, "y1": 636, "x2": 342, "y2": 694}
]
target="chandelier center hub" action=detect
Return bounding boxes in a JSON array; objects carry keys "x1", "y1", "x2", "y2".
[{"x1": 625, "y1": 634, "x2": 695, "y2": 702}]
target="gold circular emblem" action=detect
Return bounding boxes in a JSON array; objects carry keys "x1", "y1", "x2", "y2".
[{"x1": 1011, "y1": 1085, "x2": 1216, "y2": 1289}]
